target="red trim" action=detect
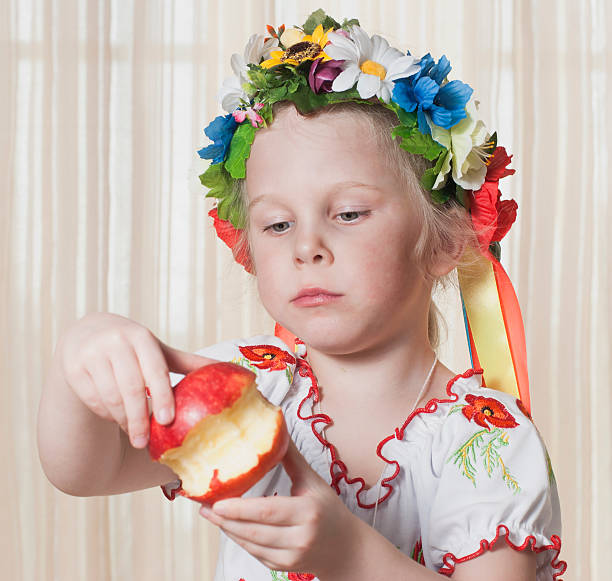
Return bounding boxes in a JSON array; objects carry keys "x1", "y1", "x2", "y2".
[
  {"x1": 295, "y1": 349, "x2": 483, "y2": 509},
  {"x1": 438, "y1": 524, "x2": 567, "y2": 579}
]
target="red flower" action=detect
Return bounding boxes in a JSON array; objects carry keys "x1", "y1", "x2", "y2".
[
  {"x1": 462, "y1": 394, "x2": 519, "y2": 431},
  {"x1": 238, "y1": 344, "x2": 296, "y2": 371},
  {"x1": 288, "y1": 573, "x2": 315, "y2": 581},
  {"x1": 208, "y1": 208, "x2": 254, "y2": 274},
  {"x1": 469, "y1": 146, "x2": 518, "y2": 253}
]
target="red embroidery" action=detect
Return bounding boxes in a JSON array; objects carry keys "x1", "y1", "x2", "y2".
[
  {"x1": 461, "y1": 394, "x2": 519, "y2": 431},
  {"x1": 287, "y1": 573, "x2": 315, "y2": 581},
  {"x1": 411, "y1": 536, "x2": 426, "y2": 565},
  {"x1": 295, "y1": 349, "x2": 483, "y2": 509},
  {"x1": 238, "y1": 344, "x2": 296, "y2": 371},
  {"x1": 438, "y1": 524, "x2": 567, "y2": 579}
]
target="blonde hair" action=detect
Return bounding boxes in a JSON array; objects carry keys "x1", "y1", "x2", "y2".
[{"x1": 230, "y1": 100, "x2": 479, "y2": 349}]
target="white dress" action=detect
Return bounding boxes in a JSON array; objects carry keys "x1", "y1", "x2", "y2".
[{"x1": 160, "y1": 334, "x2": 567, "y2": 580}]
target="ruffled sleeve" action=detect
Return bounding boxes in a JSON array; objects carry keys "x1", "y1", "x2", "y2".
[
  {"x1": 159, "y1": 334, "x2": 297, "y2": 501},
  {"x1": 423, "y1": 387, "x2": 567, "y2": 579}
]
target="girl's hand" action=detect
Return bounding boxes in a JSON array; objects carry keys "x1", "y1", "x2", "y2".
[
  {"x1": 57, "y1": 312, "x2": 217, "y2": 449},
  {"x1": 199, "y1": 438, "x2": 368, "y2": 578}
]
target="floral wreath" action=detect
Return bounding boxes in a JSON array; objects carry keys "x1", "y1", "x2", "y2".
[{"x1": 197, "y1": 8, "x2": 518, "y2": 272}]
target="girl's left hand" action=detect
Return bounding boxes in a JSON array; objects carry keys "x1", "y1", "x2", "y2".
[{"x1": 199, "y1": 438, "x2": 367, "y2": 577}]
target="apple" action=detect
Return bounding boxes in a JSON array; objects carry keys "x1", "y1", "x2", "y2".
[{"x1": 148, "y1": 361, "x2": 289, "y2": 505}]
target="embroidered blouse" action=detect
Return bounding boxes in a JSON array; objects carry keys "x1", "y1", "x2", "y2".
[{"x1": 160, "y1": 334, "x2": 567, "y2": 580}]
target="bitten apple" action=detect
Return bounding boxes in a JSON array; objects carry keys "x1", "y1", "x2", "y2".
[{"x1": 148, "y1": 361, "x2": 289, "y2": 504}]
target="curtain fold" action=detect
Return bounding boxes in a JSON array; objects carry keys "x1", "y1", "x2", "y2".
[{"x1": 2, "y1": 1, "x2": 609, "y2": 579}]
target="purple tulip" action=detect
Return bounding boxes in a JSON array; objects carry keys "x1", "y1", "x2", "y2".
[{"x1": 308, "y1": 58, "x2": 345, "y2": 94}]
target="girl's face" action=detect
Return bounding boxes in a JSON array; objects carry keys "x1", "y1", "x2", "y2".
[{"x1": 245, "y1": 105, "x2": 432, "y2": 355}]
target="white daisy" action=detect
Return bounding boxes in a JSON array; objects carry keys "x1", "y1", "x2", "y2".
[
  {"x1": 325, "y1": 26, "x2": 420, "y2": 102},
  {"x1": 218, "y1": 34, "x2": 279, "y2": 112}
]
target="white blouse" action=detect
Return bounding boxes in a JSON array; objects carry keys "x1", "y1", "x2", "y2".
[{"x1": 160, "y1": 334, "x2": 567, "y2": 580}]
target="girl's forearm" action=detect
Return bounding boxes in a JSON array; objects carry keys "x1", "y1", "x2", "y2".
[
  {"x1": 37, "y1": 348, "x2": 125, "y2": 496},
  {"x1": 317, "y1": 517, "x2": 443, "y2": 581}
]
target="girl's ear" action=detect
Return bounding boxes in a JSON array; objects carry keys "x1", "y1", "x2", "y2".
[{"x1": 430, "y1": 237, "x2": 469, "y2": 278}]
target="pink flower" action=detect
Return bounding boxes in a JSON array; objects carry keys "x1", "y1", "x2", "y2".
[{"x1": 232, "y1": 103, "x2": 264, "y2": 127}]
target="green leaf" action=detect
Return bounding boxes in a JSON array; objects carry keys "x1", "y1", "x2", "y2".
[
  {"x1": 341, "y1": 17, "x2": 360, "y2": 29},
  {"x1": 430, "y1": 180, "x2": 454, "y2": 204},
  {"x1": 216, "y1": 193, "x2": 232, "y2": 221},
  {"x1": 455, "y1": 184, "x2": 469, "y2": 208},
  {"x1": 384, "y1": 101, "x2": 417, "y2": 128},
  {"x1": 200, "y1": 163, "x2": 231, "y2": 199},
  {"x1": 421, "y1": 152, "x2": 446, "y2": 191},
  {"x1": 396, "y1": 125, "x2": 445, "y2": 160},
  {"x1": 224, "y1": 123, "x2": 256, "y2": 179},
  {"x1": 302, "y1": 9, "x2": 341, "y2": 35}
]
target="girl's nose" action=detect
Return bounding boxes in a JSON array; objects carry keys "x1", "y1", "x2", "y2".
[{"x1": 293, "y1": 227, "x2": 333, "y2": 266}]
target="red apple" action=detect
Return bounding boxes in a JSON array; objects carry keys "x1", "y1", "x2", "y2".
[{"x1": 149, "y1": 361, "x2": 289, "y2": 505}]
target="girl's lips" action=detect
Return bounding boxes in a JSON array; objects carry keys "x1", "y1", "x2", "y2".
[{"x1": 291, "y1": 288, "x2": 342, "y2": 307}]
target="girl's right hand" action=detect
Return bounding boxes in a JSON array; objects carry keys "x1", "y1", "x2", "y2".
[{"x1": 57, "y1": 312, "x2": 218, "y2": 449}]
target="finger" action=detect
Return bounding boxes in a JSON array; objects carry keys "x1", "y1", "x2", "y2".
[
  {"x1": 88, "y1": 357, "x2": 128, "y2": 432},
  {"x1": 159, "y1": 341, "x2": 219, "y2": 376},
  {"x1": 210, "y1": 496, "x2": 300, "y2": 525},
  {"x1": 219, "y1": 528, "x2": 294, "y2": 571},
  {"x1": 110, "y1": 344, "x2": 151, "y2": 448},
  {"x1": 202, "y1": 511, "x2": 297, "y2": 550},
  {"x1": 131, "y1": 334, "x2": 175, "y2": 426}
]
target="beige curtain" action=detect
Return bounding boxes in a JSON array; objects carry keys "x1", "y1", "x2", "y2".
[{"x1": 3, "y1": 0, "x2": 610, "y2": 579}]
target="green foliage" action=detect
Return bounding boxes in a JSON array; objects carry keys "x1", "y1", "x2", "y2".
[
  {"x1": 392, "y1": 124, "x2": 445, "y2": 160},
  {"x1": 224, "y1": 122, "x2": 256, "y2": 179},
  {"x1": 302, "y1": 8, "x2": 342, "y2": 35},
  {"x1": 200, "y1": 163, "x2": 231, "y2": 199},
  {"x1": 421, "y1": 152, "x2": 446, "y2": 192}
]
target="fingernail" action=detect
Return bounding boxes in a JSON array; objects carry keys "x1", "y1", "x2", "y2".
[
  {"x1": 157, "y1": 407, "x2": 173, "y2": 424},
  {"x1": 200, "y1": 505, "x2": 212, "y2": 517},
  {"x1": 133, "y1": 435, "x2": 148, "y2": 448}
]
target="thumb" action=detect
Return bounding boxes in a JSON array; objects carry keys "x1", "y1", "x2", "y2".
[
  {"x1": 281, "y1": 437, "x2": 326, "y2": 495},
  {"x1": 159, "y1": 341, "x2": 219, "y2": 375}
]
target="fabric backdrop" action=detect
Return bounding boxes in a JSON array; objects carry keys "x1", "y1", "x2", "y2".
[{"x1": 2, "y1": 0, "x2": 610, "y2": 579}]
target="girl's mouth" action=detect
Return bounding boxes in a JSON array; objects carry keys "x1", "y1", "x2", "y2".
[{"x1": 291, "y1": 287, "x2": 342, "y2": 307}]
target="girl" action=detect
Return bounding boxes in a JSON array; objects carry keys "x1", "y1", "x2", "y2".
[{"x1": 37, "y1": 10, "x2": 566, "y2": 581}]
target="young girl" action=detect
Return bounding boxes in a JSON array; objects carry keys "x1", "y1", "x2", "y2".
[{"x1": 37, "y1": 10, "x2": 566, "y2": 581}]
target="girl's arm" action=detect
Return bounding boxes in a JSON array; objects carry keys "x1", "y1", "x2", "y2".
[
  {"x1": 37, "y1": 312, "x2": 215, "y2": 497},
  {"x1": 200, "y1": 439, "x2": 537, "y2": 580},
  {"x1": 37, "y1": 340, "x2": 177, "y2": 496}
]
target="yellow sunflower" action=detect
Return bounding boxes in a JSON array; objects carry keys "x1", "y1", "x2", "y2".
[{"x1": 260, "y1": 24, "x2": 333, "y2": 68}]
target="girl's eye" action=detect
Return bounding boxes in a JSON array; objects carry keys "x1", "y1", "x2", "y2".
[
  {"x1": 263, "y1": 221, "x2": 291, "y2": 234},
  {"x1": 338, "y1": 210, "x2": 369, "y2": 222}
]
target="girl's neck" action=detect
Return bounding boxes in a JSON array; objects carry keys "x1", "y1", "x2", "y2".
[{"x1": 303, "y1": 333, "x2": 441, "y2": 411}]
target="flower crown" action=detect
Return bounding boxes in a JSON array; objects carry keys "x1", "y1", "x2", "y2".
[{"x1": 198, "y1": 9, "x2": 518, "y2": 269}]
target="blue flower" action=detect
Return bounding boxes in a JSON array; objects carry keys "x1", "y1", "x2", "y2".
[
  {"x1": 392, "y1": 53, "x2": 473, "y2": 135},
  {"x1": 198, "y1": 114, "x2": 238, "y2": 164}
]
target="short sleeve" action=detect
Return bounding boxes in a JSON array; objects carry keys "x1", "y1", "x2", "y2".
[
  {"x1": 159, "y1": 334, "x2": 297, "y2": 501},
  {"x1": 190, "y1": 334, "x2": 297, "y2": 406},
  {"x1": 424, "y1": 389, "x2": 567, "y2": 579}
]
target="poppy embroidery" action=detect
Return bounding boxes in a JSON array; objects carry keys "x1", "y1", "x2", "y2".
[
  {"x1": 447, "y1": 395, "x2": 521, "y2": 493},
  {"x1": 239, "y1": 344, "x2": 296, "y2": 370},
  {"x1": 270, "y1": 572, "x2": 315, "y2": 581},
  {"x1": 411, "y1": 536, "x2": 426, "y2": 565}
]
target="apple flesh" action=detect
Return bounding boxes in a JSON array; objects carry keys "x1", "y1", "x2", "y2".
[{"x1": 149, "y1": 361, "x2": 289, "y2": 505}]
